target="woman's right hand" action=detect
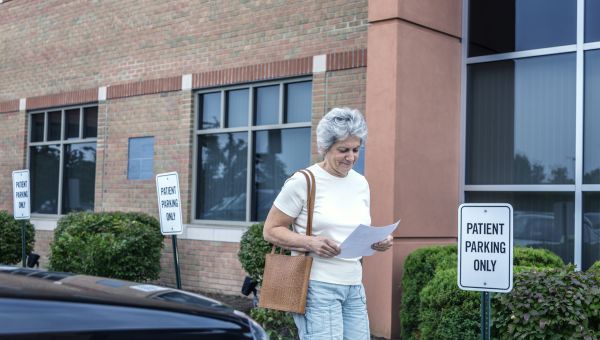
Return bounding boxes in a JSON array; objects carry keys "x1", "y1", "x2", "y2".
[{"x1": 308, "y1": 236, "x2": 340, "y2": 258}]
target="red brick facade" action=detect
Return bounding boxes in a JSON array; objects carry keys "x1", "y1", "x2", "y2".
[{"x1": 0, "y1": 0, "x2": 368, "y2": 296}]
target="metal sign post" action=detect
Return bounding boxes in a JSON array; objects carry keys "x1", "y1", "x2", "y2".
[
  {"x1": 458, "y1": 203, "x2": 513, "y2": 339},
  {"x1": 156, "y1": 172, "x2": 184, "y2": 289},
  {"x1": 12, "y1": 170, "x2": 31, "y2": 268}
]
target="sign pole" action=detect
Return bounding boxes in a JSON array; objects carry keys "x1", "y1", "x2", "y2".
[
  {"x1": 480, "y1": 291, "x2": 491, "y2": 340},
  {"x1": 171, "y1": 235, "x2": 182, "y2": 289},
  {"x1": 21, "y1": 225, "x2": 26, "y2": 268},
  {"x1": 156, "y1": 172, "x2": 184, "y2": 290}
]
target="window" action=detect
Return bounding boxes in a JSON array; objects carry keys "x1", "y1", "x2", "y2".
[
  {"x1": 28, "y1": 105, "x2": 98, "y2": 214},
  {"x1": 465, "y1": 1, "x2": 600, "y2": 269},
  {"x1": 194, "y1": 79, "x2": 312, "y2": 222},
  {"x1": 128, "y1": 137, "x2": 154, "y2": 180}
]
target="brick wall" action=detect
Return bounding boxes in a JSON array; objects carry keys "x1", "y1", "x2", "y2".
[
  {"x1": 0, "y1": 110, "x2": 27, "y2": 212},
  {"x1": 32, "y1": 229, "x2": 54, "y2": 269},
  {"x1": 95, "y1": 91, "x2": 194, "y2": 219},
  {"x1": 0, "y1": 0, "x2": 367, "y2": 101}
]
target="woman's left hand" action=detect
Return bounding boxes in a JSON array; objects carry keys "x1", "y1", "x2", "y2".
[{"x1": 371, "y1": 235, "x2": 393, "y2": 252}]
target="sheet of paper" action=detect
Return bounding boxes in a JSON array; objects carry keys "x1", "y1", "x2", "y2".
[{"x1": 336, "y1": 220, "x2": 400, "y2": 259}]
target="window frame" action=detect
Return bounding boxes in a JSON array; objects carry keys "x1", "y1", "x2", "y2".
[
  {"x1": 191, "y1": 77, "x2": 312, "y2": 225},
  {"x1": 27, "y1": 103, "x2": 98, "y2": 216},
  {"x1": 461, "y1": 0, "x2": 600, "y2": 269}
]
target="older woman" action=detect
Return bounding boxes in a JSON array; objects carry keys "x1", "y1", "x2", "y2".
[{"x1": 263, "y1": 107, "x2": 393, "y2": 340}]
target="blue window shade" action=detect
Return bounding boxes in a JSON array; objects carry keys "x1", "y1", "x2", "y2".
[
  {"x1": 354, "y1": 144, "x2": 365, "y2": 175},
  {"x1": 128, "y1": 137, "x2": 154, "y2": 180}
]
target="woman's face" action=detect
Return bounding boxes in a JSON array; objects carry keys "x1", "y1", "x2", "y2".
[{"x1": 323, "y1": 135, "x2": 361, "y2": 177}]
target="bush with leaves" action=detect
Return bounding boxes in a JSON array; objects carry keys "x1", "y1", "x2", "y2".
[
  {"x1": 238, "y1": 223, "x2": 297, "y2": 339},
  {"x1": 49, "y1": 212, "x2": 163, "y2": 282},
  {"x1": 238, "y1": 223, "x2": 273, "y2": 285},
  {"x1": 401, "y1": 245, "x2": 566, "y2": 339},
  {"x1": 250, "y1": 307, "x2": 297, "y2": 340},
  {"x1": 0, "y1": 211, "x2": 35, "y2": 265},
  {"x1": 419, "y1": 268, "x2": 480, "y2": 339},
  {"x1": 589, "y1": 261, "x2": 600, "y2": 272},
  {"x1": 400, "y1": 244, "x2": 457, "y2": 339},
  {"x1": 493, "y1": 265, "x2": 600, "y2": 339}
]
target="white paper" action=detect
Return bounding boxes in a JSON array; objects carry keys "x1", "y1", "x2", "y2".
[{"x1": 336, "y1": 220, "x2": 400, "y2": 259}]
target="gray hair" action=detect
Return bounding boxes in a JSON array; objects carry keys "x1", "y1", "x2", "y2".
[{"x1": 316, "y1": 107, "x2": 368, "y2": 155}]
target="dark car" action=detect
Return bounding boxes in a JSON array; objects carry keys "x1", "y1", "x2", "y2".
[{"x1": 0, "y1": 266, "x2": 267, "y2": 340}]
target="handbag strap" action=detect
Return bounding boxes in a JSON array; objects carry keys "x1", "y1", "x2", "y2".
[{"x1": 270, "y1": 168, "x2": 316, "y2": 255}]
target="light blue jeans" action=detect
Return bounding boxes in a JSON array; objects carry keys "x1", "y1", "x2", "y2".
[{"x1": 293, "y1": 280, "x2": 370, "y2": 340}]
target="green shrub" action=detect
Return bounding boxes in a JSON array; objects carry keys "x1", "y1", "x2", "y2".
[
  {"x1": 419, "y1": 268, "x2": 480, "y2": 339},
  {"x1": 49, "y1": 212, "x2": 164, "y2": 281},
  {"x1": 589, "y1": 261, "x2": 600, "y2": 272},
  {"x1": 400, "y1": 244, "x2": 456, "y2": 339},
  {"x1": 249, "y1": 307, "x2": 297, "y2": 340},
  {"x1": 238, "y1": 223, "x2": 273, "y2": 285},
  {"x1": 513, "y1": 247, "x2": 565, "y2": 268},
  {"x1": 493, "y1": 265, "x2": 600, "y2": 339},
  {"x1": 0, "y1": 211, "x2": 35, "y2": 265}
]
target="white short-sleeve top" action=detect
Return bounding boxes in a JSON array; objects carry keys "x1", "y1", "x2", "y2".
[{"x1": 273, "y1": 163, "x2": 371, "y2": 285}]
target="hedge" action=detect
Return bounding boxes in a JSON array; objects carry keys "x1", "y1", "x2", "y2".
[
  {"x1": 49, "y1": 212, "x2": 163, "y2": 282},
  {"x1": 0, "y1": 211, "x2": 35, "y2": 265},
  {"x1": 401, "y1": 245, "x2": 566, "y2": 339}
]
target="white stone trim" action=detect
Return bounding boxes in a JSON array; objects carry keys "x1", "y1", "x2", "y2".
[
  {"x1": 19, "y1": 98, "x2": 26, "y2": 111},
  {"x1": 98, "y1": 86, "x2": 107, "y2": 102},
  {"x1": 31, "y1": 217, "x2": 244, "y2": 243},
  {"x1": 181, "y1": 74, "x2": 192, "y2": 91},
  {"x1": 313, "y1": 54, "x2": 327, "y2": 73}
]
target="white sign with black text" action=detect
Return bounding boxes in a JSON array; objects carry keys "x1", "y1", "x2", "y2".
[
  {"x1": 155, "y1": 172, "x2": 183, "y2": 235},
  {"x1": 12, "y1": 170, "x2": 30, "y2": 220},
  {"x1": 458, "y1": 203, "x2": 513, "y2": 293}
]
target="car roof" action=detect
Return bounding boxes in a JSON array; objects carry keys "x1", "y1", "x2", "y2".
[{"x1": 0, "y1": 266, "x2": 238, "y2": 321}]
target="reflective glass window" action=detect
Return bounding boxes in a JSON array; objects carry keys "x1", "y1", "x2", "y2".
[
  {"x1": 47, "y1": 111, "x2": 62, "y2": 141},
  {"x1": 226, "y1": 89, "x2": 249, "y2": 128},
  {"x1": 582, "y1": 193, "x2": 600, "y2": 270},
  {"x1": 83, "y1": 107, "x2": 98, "y2": 138},
  {"x1": 466, "y1": 192, "x2": 574, "y2": 265},
  {"x1": 585, "y1": 0, "x2": 600, "y2": 43},
  {"x1": 469, "y1": 0, "x2": 576, "y2": 57},
  {"x1": 584, "y1": 50, "x2": 600, "y2": 183},
  {"x1": 199, "y1": 92, "x2": 221, "y2": 129},
  {"x1": 30, "y1": 145, "x2": 60, "y2": 214},
  {"x1": 253, "y1": 128, "x2": 310, "y2": 221},
  {"x1": 255, "y1": 85, "x2": 279, "y2": 125},
  {"x1": 128, "y1": 137, "x2": 154, "y2": 180},
  {"x1": 466, "y1": 53, "x2": 576, "y2": 184},
  {"x1": 65, "y1": 108, "x2": 80, "y2": 139},
  {"x1": 196, "y1": 133, "x2": 248, "y2": 221},
  {"x1": 285, "y1": 81, "x2": 312, "y2": 123},
  {"x1": 31, "y1": 113, "x2": 44, "y2": 142},
  {"x1": 62, "y1": 143, "x2": 96, "y2": 213}
]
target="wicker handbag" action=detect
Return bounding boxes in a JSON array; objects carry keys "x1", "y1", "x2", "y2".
[{"x1": 258, "y1": 169, "x2": 315, "y2": 314}]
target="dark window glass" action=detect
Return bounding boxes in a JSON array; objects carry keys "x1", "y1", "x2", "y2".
[
  {"x1": 62, "y1": 143, "x2": 96, "y2": 213},
  {"x1": 469, "y1": 0, "x2": 576, "y2": 57},
  {"x1": 466, "y1": 191, "x2": 574, "y2": 265},
  {"x1": 65, "y1": 108, "x2": 80, "y2": 139},
  {"x1": 31, "y1": 113, "x2": 44, "y2": 142},
  {"x1": 466, "y1": 54, "x2": 576, "y2": 184},
  {"x1": 585, "y1": 0, "x2": 600, "y2": 43},
  {"x1": 285, "y1": 81, "x2": 312, "y2": 123},
  {"x1": 584, "y1": 50, "x2": 600, "y2": 183},
  {"x1": 128, "y1": 137, "x2": 154, "y2": 180},
  {"x1": 30, "y1": 145, "x2": 60, "y2": 214},
  {"x1": 253, "y1": 128, "x2": 310, "y2": 221},
  {"x1": 582, "y1": 193, "x2": 600, "y2": 270},
  {"x1": 196, "y1": 133, "x2": 248, "y2": 221},
  {"x1": 47, "y1": 111, "x2": 62, "y2": 141},
  {"x1": 199, "y1": 92, "x2": 221, "y2": 129},
  {"x1": 254, "y1": 85, "x2": 279, "y2": 125},
  {"x1": 226, "y1": 89, "x2": 249, "y2": 128},
  {"x1": 83, "y1": 107, "x2": 98, "y2": 138}
]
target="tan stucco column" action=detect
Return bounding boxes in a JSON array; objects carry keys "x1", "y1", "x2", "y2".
[{"x1": 364, "y1": 1, "x2": 462, "y2": 338}]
